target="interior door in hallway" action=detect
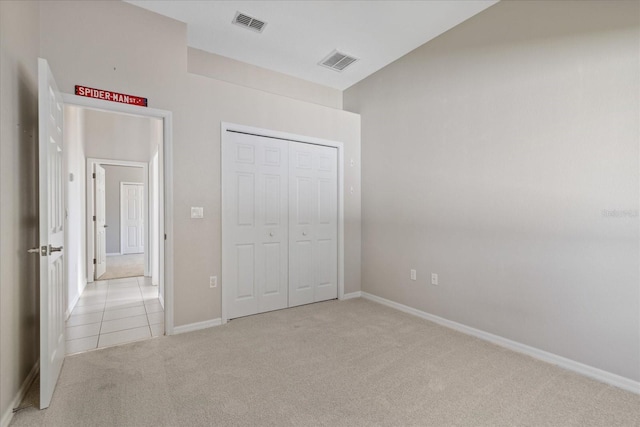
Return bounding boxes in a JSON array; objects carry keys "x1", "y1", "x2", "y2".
[
  {"x1": 223, "y1": 132, "x2": 289, "y2": 319},
  {"x1": 94, "y1": 164, "x2": 107, "y2": 278},
  {"x1": 121, "y1": 183, "x2": 144, "y2": 254},
  {"x1": 288, "y1": 143, "x2": 338, "y2": 307},
  {"x1": 37, "y1": 58, "x2": 65, "y2": 409}
]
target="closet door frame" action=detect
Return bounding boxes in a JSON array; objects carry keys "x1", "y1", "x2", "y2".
[{"x1": 221, "y1": 122, "x2": 345, "y2": 324}]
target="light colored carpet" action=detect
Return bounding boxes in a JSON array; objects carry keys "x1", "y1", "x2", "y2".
[
  {"x1": 98, "y1": 254, "x2": 144, "y2": 280},
  {"x1": 10, "y1": 299, "x2": 640, "y2": 426}
]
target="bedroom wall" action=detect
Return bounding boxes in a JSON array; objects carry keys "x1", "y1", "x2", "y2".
[
  {"x1": 39, "y1": 0, "x2": 361, "y2": 328},
  {"x1": 344, "y1": 0, "x2": 639, "y2": 382},
  {"x1": 0, "y1": 1, "x2": 40, "y2": 424}
]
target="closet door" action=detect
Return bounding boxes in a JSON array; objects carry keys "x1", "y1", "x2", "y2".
[
  {"x1": 289, "y1": 142, "x2": 338, "y2": 307},
  {"x1": 223, "y1": 132, "x2": 289, "y2": 319}
]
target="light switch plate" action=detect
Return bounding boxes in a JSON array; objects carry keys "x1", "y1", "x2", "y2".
[{"x1": 191, "y1": 207, "x2": 204, "y2": 218}]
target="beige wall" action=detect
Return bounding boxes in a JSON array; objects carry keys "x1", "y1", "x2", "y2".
[
  {"x1": 84, "y1": 109, "x2": 154, "y2": 163},
  {"x1": 39, "y1": 0, "x2": 361, "y2": 328},
  {"x1": 103, "y1": 165, "x2": 145, "y2": 254},
  {"x1": 64, "y1": 105, "x2": 87, "y2": 313},
  {"x1": 188, "y1": 48, "x2": 343, "y2": 109},
  {"x1": 344, "y1": 0, "x2": 639, "y2": 381},
  {"x1": 0, "y1": 0, "x2": 40, "y2": 423}
]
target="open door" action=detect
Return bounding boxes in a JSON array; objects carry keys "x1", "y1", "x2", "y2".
[
  {"x1": 94, "y1": 164, "x2": 107, "y2": 278},
  {"x1": 37, "y1": 58, "x2": 65, "y2": 409}
]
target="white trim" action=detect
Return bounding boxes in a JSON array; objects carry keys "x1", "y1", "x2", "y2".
[
  {"x1": 62, "y1": 93, "x2": 174, "y2": 337},
  {"x1": 361, "y1": 292, "x2": 640, "y2": 395},
  {"x1": 220, "y1": 122, "x2": 345, "y2": 324},
  {"x1": 341, "y1": 291, "x2": 361, "y2": 300},
  {"x1": 0, "y1": 361, "x2": 39, "y2": 427},
  {"x1": 173, "y1": 318, "x2": 222, "y2": 334},
  {"x1": 119, "y1": 181, "x2": 145, "y2": 255},
  {"x1": 106, "y1": 252, "x2": 121, "y2": 256},
  {"x1": 66, "y1": 278, "x2": 87, "y2": 319}
]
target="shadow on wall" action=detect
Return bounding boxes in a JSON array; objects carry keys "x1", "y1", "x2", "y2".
[{"x1": 17, "y1": 61, "x2": 40, "y2": 379}]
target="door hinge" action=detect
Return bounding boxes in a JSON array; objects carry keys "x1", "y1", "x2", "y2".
[
  {"x1": 92, "y1": 172, "x2": 96, "y2": 179},
  {"x1": 93, "y1": 215, "x2": 96, "y2": 221},
  {"x1": 93, "y1": 258, "x2": 96, "y2": 265},
  {"x1": 164, "y1": 234, "x2": 167, "y2": 241}
]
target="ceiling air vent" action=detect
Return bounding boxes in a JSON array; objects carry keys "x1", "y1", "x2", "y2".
[
  {"x1": 319, "y1": 50, "x2": 359, "y2": 72},
  {"x1": 232, "y1": 12, "x2": 267, "y2": 33}
]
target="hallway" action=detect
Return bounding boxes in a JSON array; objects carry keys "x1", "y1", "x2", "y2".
[{"x1": 65, "y1": 276, "x2": 164, "y2": 354}]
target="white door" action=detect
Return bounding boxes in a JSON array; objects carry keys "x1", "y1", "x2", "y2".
[
  {"x1": 94, "y1": 164, "x2": 107, "y2": 278},
  {"x1": 121, "y1": 183, "x2": 144, "y2": 254},
  {"x1": 289, "y1": 143, "x2": 338, "y2": 307},
  {"x1": 223, "y1": 132, "x2": 289, "y2": 319},
  {"x1": 37, "y1": 58, "x2": 65, "y2": 409}
]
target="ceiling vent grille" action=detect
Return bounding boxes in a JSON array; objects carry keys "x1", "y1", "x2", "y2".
[
  {"x1": 233, "y1": 12, "x2": 267, "y2": 33},
  {"x1": 319, "y1": 50, "x2": 359, "y2": 72}
]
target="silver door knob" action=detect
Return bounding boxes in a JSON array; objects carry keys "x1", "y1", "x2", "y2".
[
  {"x1": 104, "y1": 224, "x2": 108, "y2": 228},
  {"x1": 302, "y1": 231, "x2": 307, "y2": 236},
  {"x1": 269, "y1": 232, "x2": 274, "y2": 237},
  {"x1": 49, "y1": 245, "x2": 63, "y2": 254},
  {"x1": 28, "y1": 246, "x2": 46, "y2": 256}
]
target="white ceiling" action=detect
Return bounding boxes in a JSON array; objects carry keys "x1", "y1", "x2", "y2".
[{"x1": 125, "y1": 0, "x2": 498, "y2": 90}]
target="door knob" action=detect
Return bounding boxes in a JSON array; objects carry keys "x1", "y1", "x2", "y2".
[
  {"x1": 104, "y1": 224, "x2": 108, "y2": 228},
  {"x1": 28, "y1": 246, "x2": 46, "y2": 256},
  {"x1": 49, "y1": 245, "x2": 63, "y2": 254},
  {"x1": 302, "y1": 231, "x2": 307, "y2": 236},
  {"x1": 269, "y1": 232, "x2": 274, "y2": 237}
]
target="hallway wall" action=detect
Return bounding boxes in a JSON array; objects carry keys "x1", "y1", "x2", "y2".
[{"x1": 64, "y1": 105, "x2": 87, "y2": 316}]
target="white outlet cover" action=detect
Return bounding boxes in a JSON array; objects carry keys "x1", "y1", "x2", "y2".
[
  {"x1": 191, "y1": 207, "x2": 204, "y2": 218},
  {"x1": 431, "y1": 273, "x2": 438, "y2": 285},
  {"x1": 410, "y1": 269, "x2": 417, "y2": 281}
]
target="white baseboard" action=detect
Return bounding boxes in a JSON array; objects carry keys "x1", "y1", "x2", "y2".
[
  {"x1": 66, "y1": 294, "x2": 79, "y2": 320},
  {"x1": 1, "y1": 360, "x2": 39, "y2": 427},
  {"x1": 66, "y1": 278, "x2": 88, "y2": 319},
  {"x1": 158, "y1": 292, "x2": 165, "y2": 310},
  {"x1": 361, "y1": 292, "x2": 640, "y2": 395},
  {"x1": 341, "y1": 291, "x2": 362, "y2": 300},
  {"x1": 172, "y1": 318, "x2": 222, "y2": 335}
]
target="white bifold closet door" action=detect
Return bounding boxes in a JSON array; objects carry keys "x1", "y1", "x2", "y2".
[
  {"x1": 224, "y1": 132, "x2": 290, "y2": 319},
  {"x1": 288, "y1": 142, "x2": 338, "y2": 307},
  {"x1": 224, "y1": 131, "x2": 338, "y2": 320}
]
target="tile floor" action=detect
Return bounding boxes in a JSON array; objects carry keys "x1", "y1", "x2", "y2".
[{"x1": 66, "y1": 276, "x2": 164, "y2": 355}]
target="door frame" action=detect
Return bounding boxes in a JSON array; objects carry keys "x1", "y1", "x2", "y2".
[
  {"x1": 94, "y1": 163, "x2": 107, "y2": 279},
  {"x1": 220, "y1": 122, "x2": 346, "y2": 324},
  {"x1": 87, "y1": 160, "x2": 148, "y2": 276},
  {"x1": 119, "y1": 181, "x2": 145, "y2": 255},
  {"x1": 62, "y1": 93, "x2": 175, "y2": 335}
]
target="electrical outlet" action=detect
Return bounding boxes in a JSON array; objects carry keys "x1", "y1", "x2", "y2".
[
  {"x1": 431, "y1": 273, "x2": 438, "y2": 286},
  {"x1": 410, "y1": 269, "x2": 417, "y2": 281},
  {"x1": 209, "y1": 276, "x2": 217, "y2": 288},
  {"x1": 191, "y1": 207, "x2": 204, "y2": 218}
]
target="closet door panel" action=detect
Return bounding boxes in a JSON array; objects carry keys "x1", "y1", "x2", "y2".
[
  {"x1": 289, "y1": 142, "x2": 338, "y2": 307},
  {"x1": 223, "y1": 132, "x2": 288, "y2": 319}
]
